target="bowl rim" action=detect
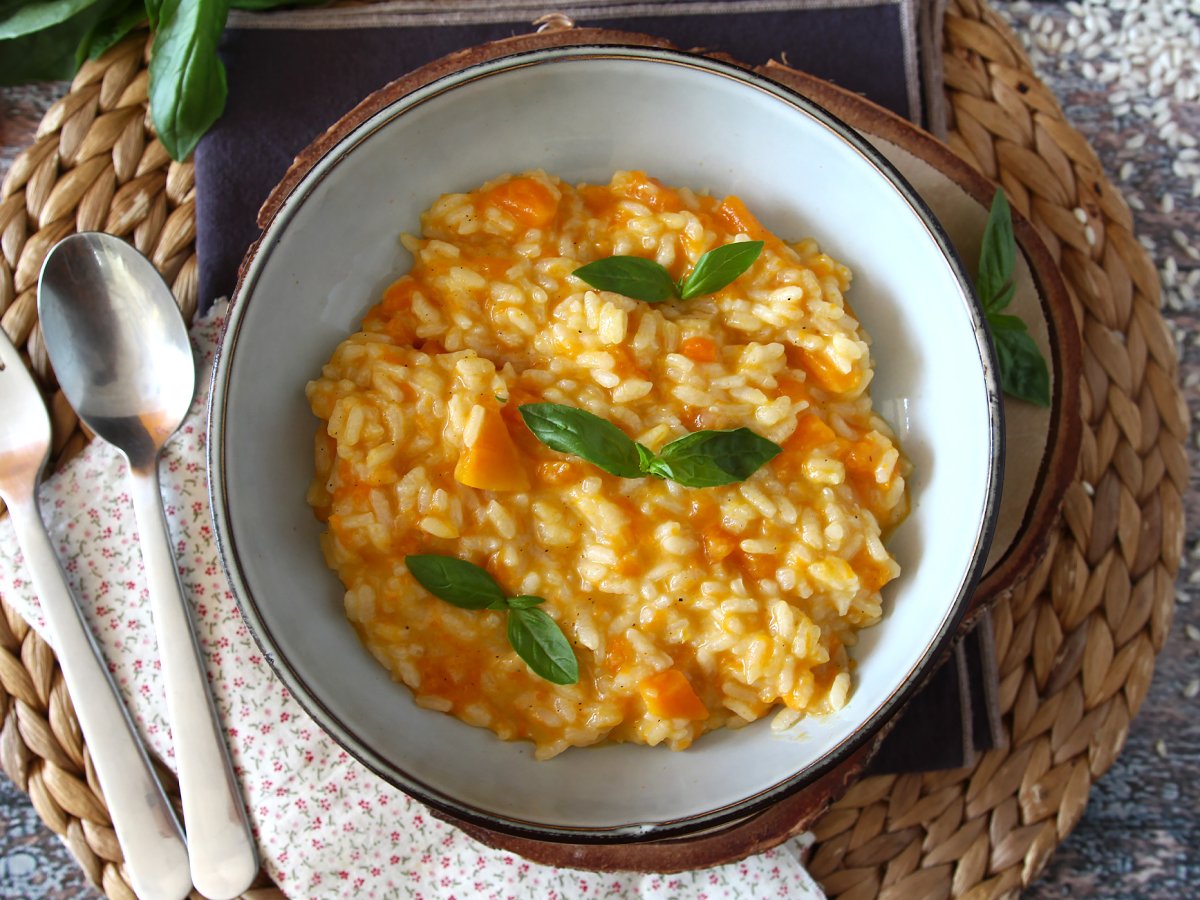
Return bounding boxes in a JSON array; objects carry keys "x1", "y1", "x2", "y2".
[{"x1": 208, "y1": 42, "x2": 1005, "y2": 844}]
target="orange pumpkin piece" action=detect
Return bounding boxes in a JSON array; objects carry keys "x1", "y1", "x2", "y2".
[
  {"x1": 483, "y1": 177, "x2": 559, "y2": 228},
  {"x1": 800, "y1": 350, "x2": 860, "y2": 395},
  {"x1": 363, "y1": 277, "x2": 416, "y2": 339},
  {"x1": 380, "y1": 277, "x2": 416, "y2": 313},
  {"x1": 845, "y1": 439, "x2": 884, "y2": 483},
  {"x1": 454, "y1": 407, "x2": 530, "y2": 492},
  {"x1": 624, "y1": 172, "x2": 684, "y2": 212},
  {"x1": 852, "y1": 548, "x2": 894, "y2": 592},
  {"x1": 783, "y1": 414, "x2": 838, "y2": 456},
  {"x1": 640, "y1": 669, "x2": 709, "y2": 721},
  {"x1": 605, "y1": 634, "x2": 635, "y2": 675},
  {"x1": 680, "y1": 336, "x2": 718, "y2": 362},
  {"x1": 776, "y1": 376, "x2": 810, "y2": 403},
  {"x1": 715, "y1": 195, "x2": 769, "y2": 242},
  {"x1": 703, "y1": 529, "x2": 737, "y2": 565},
  {"x1": 608, "y1": 345, "x2": 647, "y2": 380}
]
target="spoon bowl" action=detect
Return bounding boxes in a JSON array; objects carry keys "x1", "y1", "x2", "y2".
[
  {"x1": 39, "y1": 232, "x2": 259, "y2": 900},
  {"x1": 37, "y1": 235, "x2": 194, "y2": 467}
]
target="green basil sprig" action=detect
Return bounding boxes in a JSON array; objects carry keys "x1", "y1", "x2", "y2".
[
  {"x1": 1, "y1": 0, "x2": 327, "y2": 160},
  {"x1": 518, "y1": 402, "x2": 781, "y2": 488},
  {"x1": 405, "y1": 555, "x2": 579, "y2": 685},
  {"x1": 977, "y1": 189, "x2": 1050, "y2": 407},
  {"x1": 572, "y1": 240, "x2": 764, "y2": 303},
  {"x1": 148, "y1": 0, "x2": 227, "y2": 162}
]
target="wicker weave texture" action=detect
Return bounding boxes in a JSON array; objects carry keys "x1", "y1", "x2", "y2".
[{"x1": 0, "y1": 1, "x2": 1186, "y2": 898}]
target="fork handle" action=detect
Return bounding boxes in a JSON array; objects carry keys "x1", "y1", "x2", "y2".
[
  {"x1": 128, "y1": 465, "x2": 259, "y2": 900},
  {"x1": 3, "y1": 489, "x2": 192, "y2": 900}
]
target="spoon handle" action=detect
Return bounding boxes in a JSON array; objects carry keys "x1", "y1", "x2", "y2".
[
  {"x1": 128, "y1": 466, "x2": 259, "y2": 900},
  {"x1": 2, "y1": 488, "x2": 192, "y2": 900}
]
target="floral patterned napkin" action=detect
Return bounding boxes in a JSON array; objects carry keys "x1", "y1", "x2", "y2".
[{"x1": 0, "y1": 301, "x2": 825, "y2": 900}]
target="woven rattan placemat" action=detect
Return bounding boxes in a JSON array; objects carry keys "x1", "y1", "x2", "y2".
[{"x1": 0, "y1": 0, "x2": 1186, "y2": 897}]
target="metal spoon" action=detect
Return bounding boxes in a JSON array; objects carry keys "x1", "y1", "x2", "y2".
[{"x1": 38, "y1": 233, "x2": 258, "y2": 900}]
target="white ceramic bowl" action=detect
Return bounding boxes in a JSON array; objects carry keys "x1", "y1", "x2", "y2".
[{"x1": 210, "y1": 45, "x2": 1002, "y2": 842}]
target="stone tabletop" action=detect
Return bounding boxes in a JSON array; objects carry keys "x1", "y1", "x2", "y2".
[{"x1": 1, "y1": 1, "x2": 1197, "y2": 897}]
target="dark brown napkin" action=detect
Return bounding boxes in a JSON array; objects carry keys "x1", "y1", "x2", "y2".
[
  {"x1": 197, "y1": 0, "x2": 943, "y2": 306},
  {"x1": 194, "y1": 0, "x2": 997, "y2": 774}
]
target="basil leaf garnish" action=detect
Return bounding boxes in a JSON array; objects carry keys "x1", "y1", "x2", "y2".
[
  {"x1": 79, "y1": 0, "x2": 146, "y2": 64},
  {"x1": 975, "y1": 188, "x2": 1050, "y2": 407},
  {"x1": 977, "y1": 189, "x2": 1016, "y2": 314},
  {"x1": 520, "y1": 402, "x2": 781, "y2": 487},
  {"x1": 0, "y1": 0, "x2": 109, "y2": 84},
  {"x1": 635, "y1": 442, "x2": 657, "y2": 473},
  {"x1": 678, "y1": 241, "x2": 764, "y2": 300},
  {"x1": 405, "y1": 555, "x2": 579, "y2": 684},
  {"x1": 571, "y1": 241, "x2": 764, "y2": 303},
  {"x1": 518, "y1": 403, "x2": 644, "y2": 478},
  {"x1": 0, "y1": 0, "x2": 99, "y2": 40},
  {"x1": 649, "y1": 428, "x2": 783, "y2": 487},
  {"x1": 507, "y1": 607, "x2": 580, "y2": 685},
  {"x1": 993, "y1": 327, "x2": 1051, "y2": 408},
  {"x1": 571, "y1": 256, "x2": 678, "y2": 303},
  {"x1": 406, "y1": 555, "x2": 506, "y2": 610},
  {"x1": 149, "y1": 0, "x2": 229, "y2": 161},
  {"x1": 506, "y1": 595, "x2": 545, "y2": 609}
]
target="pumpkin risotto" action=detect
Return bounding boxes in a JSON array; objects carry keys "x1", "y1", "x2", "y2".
[{"x1": 305, "y1": 170, "x2": 908, "y2": 759}]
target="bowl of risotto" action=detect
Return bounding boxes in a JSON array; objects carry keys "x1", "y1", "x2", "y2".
[{"x1": 210, "y1": 38, "x2": 1002, "y2": 842}]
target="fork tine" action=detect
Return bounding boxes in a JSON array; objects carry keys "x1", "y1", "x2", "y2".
[{"x1": 0, "y1": 326, "x2": 52, "y2": 459}]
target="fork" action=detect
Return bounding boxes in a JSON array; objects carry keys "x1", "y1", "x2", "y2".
[{"x1": 0, "y1": 330, "x2": 192, "y2": 900}]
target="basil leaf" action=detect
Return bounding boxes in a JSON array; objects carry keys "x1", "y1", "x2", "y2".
[
  {"x1": 987, "y1": 313, "x2": 1027, "y2": 333},
  {"x1": 0, "y1": 0, "x2": 107, "y2": 84},
  {"x1": 519, "y1": 403, "x2": 643, "y2": 478},
  {"x1": 506, "y1": 595, "x2": 545, "y2": 609},
  {"x1": 989, "y1": 281, "x2": 1016, "y2": 316},
  {"x1": 634, "y1": 442, "x2": 657, "y2": 474},
  {"x1": 993, "y1": 327, "x2": 1050, "y2": 408},
  {"x1": 679, "y1": 241, "x2": 764, "y2": 300},
  {"x1": 78, "y1": 0, "x2": 144, "y2": 63},
  {"x1": 571, "y1": 256, "x2": 678, "y2": 303},
  {"x1": 507, "y1": 607, "x2": 579, "y2": 685},
  {"x1": 974, "y1": 187, "x2": 1050, "y2": 406},
  {"x1": 649, "y1": 427, "x2": 782, "y2": 487},
  {"x1": 406, "y1": 555, "x2": 506, "y2": 610},
  {"x1": 978, "y1": 189, "x2": 1015, "y2": 313},
  {"x1": 0, "y1": 0, "x2": 101, "y2": 39},
  {"x1": 149, "y1": 0, "x2": 230, "y2": 161}
]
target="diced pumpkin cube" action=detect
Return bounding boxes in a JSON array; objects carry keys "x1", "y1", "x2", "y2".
[
  {"x1": 605, "y1": 634, "x2": 634, "y2": 674},
  {"x1": 624, "y1": 172, "x2": 684, "y2": 212},
  {"x1": 715, "y1": 195, "x2": 768, "y2": 242},
  {"x1": 784, "y1": 414, "x2": 838, "y2": 455},
  {"x1": 483, "y1": 177, "x2": 559, "y2": 228},
  {"x1": 680, "y1": 336, "x2": 718, "y2": 362},
  {"x1": 640, "y1": 668, "x2": 709, "y2": 721},
  {"x1": 703, "y1": 529, "x2": 737, "y2": 565},
  {"x1": 798, "y1": 349, "x2": 860, "y2": 395},
  {"x1": 845, "y1": 438, "x2": 885, "y2": 483},
  {"x1": 454, "y1": 407, "x2": 529, "y2": 492}
]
